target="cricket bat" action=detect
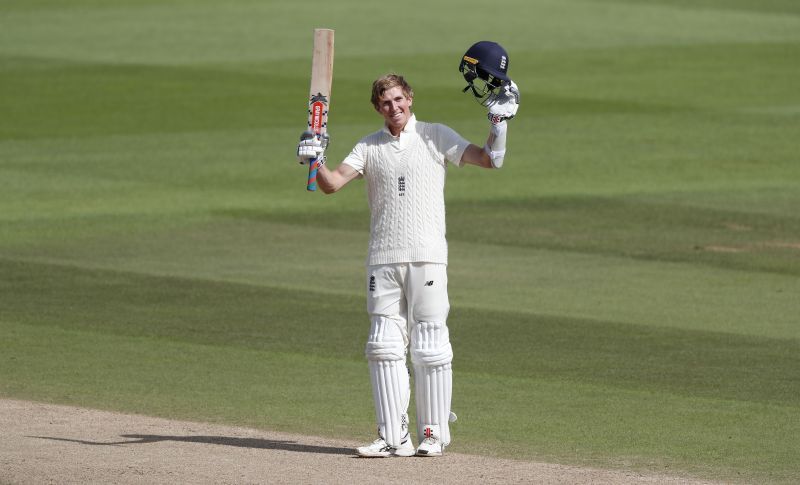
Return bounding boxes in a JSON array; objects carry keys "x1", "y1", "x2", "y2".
[{"x1": 304, "y1": 28, "x2": 334, "y2": 191}]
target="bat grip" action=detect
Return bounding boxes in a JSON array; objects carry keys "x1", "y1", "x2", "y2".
[{"x1": 306, "y1": 158, "x2": 320, "y2": 191}]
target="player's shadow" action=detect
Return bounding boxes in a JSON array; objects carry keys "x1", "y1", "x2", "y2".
[{"x1": 30, "y1": 434, "x2": 353, "y2": 456}]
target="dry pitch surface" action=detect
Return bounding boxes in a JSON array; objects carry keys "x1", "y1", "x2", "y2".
[{"x1": 1, "y1": 399, "x2": 720, "y2": 484}]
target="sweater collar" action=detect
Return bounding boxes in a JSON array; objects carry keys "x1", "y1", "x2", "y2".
[{"x1": 382, "y1": 113, "x2": 417, "y2": 138}]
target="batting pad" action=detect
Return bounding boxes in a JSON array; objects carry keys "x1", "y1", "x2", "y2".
[
  {"x1": 369, "y1": 360, "x2": 411, "y2": 447},
  {"x1": 365, "y1": 316, "x2": 410, "y2": 447},
  {"x1": 411, "y1": 321, "x2": 454, "y2": 446}
]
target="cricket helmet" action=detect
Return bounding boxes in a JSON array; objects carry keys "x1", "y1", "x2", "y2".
[{"x1": 459, "y1": 41, "x2": 510, "y2": 103}]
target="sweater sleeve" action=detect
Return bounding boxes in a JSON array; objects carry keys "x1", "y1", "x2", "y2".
[
  {"x1": 342, "y1": 139, "x2": 367, "y2": 174},
  {"x1": 432, "y1": 123, "x2": 470, "y2": 168}
]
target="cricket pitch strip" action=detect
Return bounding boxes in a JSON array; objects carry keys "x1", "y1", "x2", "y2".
[{"x1": 0, "y1": 399, "x2": 719, "y2": 484}]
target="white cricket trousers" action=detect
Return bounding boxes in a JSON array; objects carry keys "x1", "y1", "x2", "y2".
[{"x1": 364, "y1": 262, "x2": 455, "y2": 447}]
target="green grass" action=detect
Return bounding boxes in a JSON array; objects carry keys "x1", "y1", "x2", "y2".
[{"x1": 1, "y1": 0, "x2": 799, "y2": 482}]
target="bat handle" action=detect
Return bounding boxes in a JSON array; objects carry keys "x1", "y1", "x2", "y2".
[{"x1": 306, "y1": 157, "x2": 320, "y2": 191}]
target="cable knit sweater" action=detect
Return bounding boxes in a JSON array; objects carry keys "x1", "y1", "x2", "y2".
[{"x1": 342, "y1": 115, "x2": 470, "y2": 266}]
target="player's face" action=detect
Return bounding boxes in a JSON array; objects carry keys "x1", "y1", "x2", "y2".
[{"x1": 376, "y1": 86, "x2": 413, "y2": 136}]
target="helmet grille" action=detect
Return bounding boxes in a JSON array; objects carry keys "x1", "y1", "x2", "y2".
[{"x1": 460, "y1": 60, "x2": 504, "y2": 104}]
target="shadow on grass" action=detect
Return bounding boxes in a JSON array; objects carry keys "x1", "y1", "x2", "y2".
[{"x1": 30, "y1": 434, "x2": 353, "y2": 455}]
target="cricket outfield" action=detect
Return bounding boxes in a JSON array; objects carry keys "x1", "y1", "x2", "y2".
[{"x1": 1, "y1": 0, "x2": 799, "y2": 483}]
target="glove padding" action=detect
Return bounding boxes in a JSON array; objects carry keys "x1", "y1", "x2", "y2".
[
  {"x1": 296, "y1": 131, "x2": 329, "y2": 165},
  {"x1": 486, "y1": 80, "x2": 520, "y2": 125}
]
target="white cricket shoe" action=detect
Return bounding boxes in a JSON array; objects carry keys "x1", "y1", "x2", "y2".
[
  {"x1": 356, "y1": 435, "x2": 415, "y2": 458},
  {"x1": 415, "y1": 436, "x2": 444, "y2": 457}
]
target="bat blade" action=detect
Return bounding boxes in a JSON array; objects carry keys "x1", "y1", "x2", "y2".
[{"x1": 306, "y1": 28, "x2": 334, "y2": 192}]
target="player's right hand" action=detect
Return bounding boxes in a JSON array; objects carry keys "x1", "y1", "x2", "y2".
[{"x1": 296, "y1": 132, "x2": 329, "y2": 165}]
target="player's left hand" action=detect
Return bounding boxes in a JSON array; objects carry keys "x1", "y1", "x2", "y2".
[
  {"x1": 486, "y1": 80, "x2": 520, "y2": 125},
  {"x1": 297, "y1": 132, "x2": 329, "y2": 165}
]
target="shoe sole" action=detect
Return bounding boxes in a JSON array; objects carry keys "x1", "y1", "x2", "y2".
[
  {"x1": 415, "y1": 450, "x2": 443, "y2": 457},
  {"x1": 356, "y1": 448, "x2": 415, "y2": 458},
  {"x1": 356, "y1": 446, "x2": 390, "y2": 458}
]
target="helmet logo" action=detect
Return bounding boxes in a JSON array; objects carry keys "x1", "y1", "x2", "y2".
[{"x1": 499, "y1": 55, "x2": 507, "y2": 70}]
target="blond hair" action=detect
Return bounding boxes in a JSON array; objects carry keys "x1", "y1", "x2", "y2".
[{"x1": 371, "y1": 74, "x2": 414, "y2": 109}]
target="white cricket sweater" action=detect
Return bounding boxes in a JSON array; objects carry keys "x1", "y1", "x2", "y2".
[{"x1": 342, "y1": 115, "x2": 470, "y2": 266}]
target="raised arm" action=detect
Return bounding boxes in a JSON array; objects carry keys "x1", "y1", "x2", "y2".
[
  {"x1": 316, "y1": 162, "x2": 361, "y2": 194},
  {"x1": 297, "y1": 133, "x2": 361, "y2": 194},
  {"x1": 461, "y1": 144, "x2": 493, "y2": 168},
  {"x1": 460, "y1": 80, "x2": 520, "y2": 169}
]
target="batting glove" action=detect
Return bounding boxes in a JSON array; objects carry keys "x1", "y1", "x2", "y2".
[
  {"x1": 296, "y1": 132, "x2": 329, "y2": 165},
  {"x1": 486, "y1": 80, "x2": 520, "y2": 125}
]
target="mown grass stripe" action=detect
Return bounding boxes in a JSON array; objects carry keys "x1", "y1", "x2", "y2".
[{"x1": 3, "y1": 258, "x2": 797, "y2": 407}]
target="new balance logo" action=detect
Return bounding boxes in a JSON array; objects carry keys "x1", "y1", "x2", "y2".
[
  {"x1": 369, "y1": 275, "x2": 376, "y2": 292},
  {"x1": 424, "y1": 280, "x2": 434, "y2": 286}
]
